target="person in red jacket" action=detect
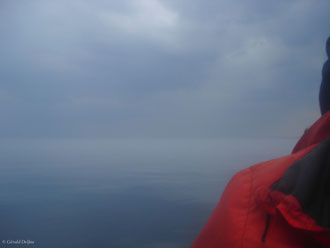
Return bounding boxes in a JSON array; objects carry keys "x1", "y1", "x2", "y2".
[{"x1": 191, "y1": 36, "x2": 330, "y2": 248}]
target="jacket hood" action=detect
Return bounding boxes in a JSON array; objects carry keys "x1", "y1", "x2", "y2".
[{"x1": 258, "y1": 111, "x2": 330, "y2": 246}]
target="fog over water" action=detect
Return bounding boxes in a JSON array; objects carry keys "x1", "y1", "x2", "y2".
[{"x1": 0, "y1": 138, "x2": 297, "y2": 248}]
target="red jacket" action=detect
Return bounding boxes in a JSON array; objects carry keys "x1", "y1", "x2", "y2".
[{"x1": 192, "y1": 112, "x2": 330, "y2": 248}]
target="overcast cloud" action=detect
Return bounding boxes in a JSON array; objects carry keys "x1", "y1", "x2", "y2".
[{"x1": 0, "y1": 0, "x2": 329, "y2": 139}]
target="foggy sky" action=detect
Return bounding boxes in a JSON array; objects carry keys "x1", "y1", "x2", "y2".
[{"x1": 1, "y1": 0, "x2": 329, "y2": 139}]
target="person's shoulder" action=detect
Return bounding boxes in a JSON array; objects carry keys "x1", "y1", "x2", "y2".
[
  {"x1": 228, "y1": 145, "x2": 317, "y2": 193},
  {"x1": 227, "y1": 154, "x2": 294, "y2": 188}
]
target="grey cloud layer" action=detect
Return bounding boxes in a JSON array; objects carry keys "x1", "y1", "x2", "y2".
[{"x1": 0, "y1": 0, "x2": 329, "y2": 138}]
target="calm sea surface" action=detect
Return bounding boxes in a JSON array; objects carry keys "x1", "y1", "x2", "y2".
[{"x1": 0, "y1": 138, "x2": 297, "y2": 248}]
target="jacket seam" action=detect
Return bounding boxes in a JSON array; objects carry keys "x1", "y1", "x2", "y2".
[{"x1": 240, "y1": 168, "x2": 254, "y2": 248}]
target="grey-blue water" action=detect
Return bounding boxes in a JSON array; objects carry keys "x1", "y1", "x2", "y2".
[{"x1": 0, "y1": 138, "x2": 297, "y2": 248}]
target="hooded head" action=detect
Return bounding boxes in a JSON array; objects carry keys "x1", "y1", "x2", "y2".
[
  {"x1": 319, "y1": 37, "x2": 330, "y2": 115},
  {"x1": 327, "y1": 36, "x2": 330, "y2": 58}
]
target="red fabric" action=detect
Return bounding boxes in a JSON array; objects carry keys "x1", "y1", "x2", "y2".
[
  {"x1": 191, "y1": 112, "x2": 330, "y2": 248},
  {"x1": 257, "y1": 188, "x2": 326, "y2": 231}
]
